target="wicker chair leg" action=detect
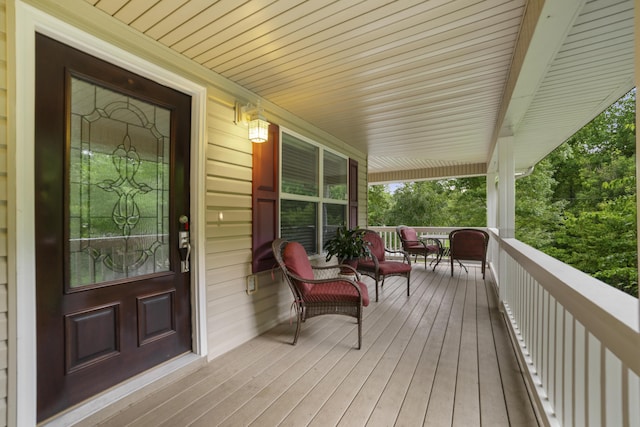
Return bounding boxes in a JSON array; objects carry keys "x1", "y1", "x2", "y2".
[
  {"x1": 431, "y1": 251, "x2": 442, "y2": 271},
  {"x1": 357, "y1": 309, "x2": 362, "y2": 350},
  {"x1": 406, "y1": 273, "x2": 410, "y2": 296},
  {"x1": 292, "y1": 309, "x2": 302, "y2": 345}
]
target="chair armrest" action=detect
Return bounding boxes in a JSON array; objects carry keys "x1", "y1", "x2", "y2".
[{"x1": 384, "y1": 248, "x2": 411, "y2": 263}]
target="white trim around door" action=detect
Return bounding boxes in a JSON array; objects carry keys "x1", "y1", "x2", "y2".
[{"x1": 13, "y1": 2, "x2": 208, "y2": 425}]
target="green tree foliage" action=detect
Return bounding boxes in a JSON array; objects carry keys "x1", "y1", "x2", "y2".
[
  {"x1": 547, "y1": 195, "x2": 637, "y2": 296},
  {"x1": 442, "y1": 177, "x2": 486, "y2": 226},
  {"x1": 368, "y1": 178, "x2": 486, "y2": 227},
  {"x1": 387, "y1": 181, "x2": 448, "y2": 226},
  {"x1": 516, "y1": 159, "x2": 567, "y2": 250},
  {"x1": 367, "y1": 184, "x2": 392, "y2": 225},
  {"x1": 517, "y1": 89, "x2": 637, "y2": 296},
  {"x1": 550, "y1": 90, "x2": 636, "y2": 211}
]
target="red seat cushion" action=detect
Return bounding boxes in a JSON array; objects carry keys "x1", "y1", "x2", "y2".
[
  {"x1": 305, "y1": 280, "x2": 370, "y2": 307},
  {"x1": 377, "y1": 261, "x2": 411, "y2": 275},
  {"x1": 358, "y1": 259, "x2": 412, "y2": 274},
  {"x1": 282, "y1": 241, "x2": 314, "y2": 295},
  {"x1": 405, "y1": 243, "x2": 439, "y2": 253}
]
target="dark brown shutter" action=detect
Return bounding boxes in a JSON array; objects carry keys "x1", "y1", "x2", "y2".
[
  {"x1": 349, "y1": 158, "x2": 358, "y2": 227},
  {"x1": 252, "y1": 124, "x2": 279, "y2": 273}
]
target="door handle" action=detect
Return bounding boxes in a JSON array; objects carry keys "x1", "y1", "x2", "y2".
[{"x1": 178, "y1": 215, "x2": 190, "y2": 273}]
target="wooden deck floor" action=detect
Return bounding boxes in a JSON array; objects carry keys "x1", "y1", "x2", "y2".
[{"x1": 86, "y1": 264, "x2": 539, "y2": 427}]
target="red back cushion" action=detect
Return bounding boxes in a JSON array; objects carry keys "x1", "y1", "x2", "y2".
[
  {"x1": 363, "y1": 232, "x2": 385, "y2": 261},
  {"x1": 401, "y1": 227, "x2": 417, "y2": 240},
  {"x1": 452, "y1": 230, "x2": 486, "y2": 259},
  {"x1": 282, "y1": 241, "x2": 314, "y2": 294}
]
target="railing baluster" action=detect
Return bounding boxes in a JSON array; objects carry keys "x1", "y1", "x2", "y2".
[
  {"x1": 563, "y1": 311, "x2": 574, "y2": 427},
  {"x1": 628, "y1": 368, "x2": 640, "y2": 426},
  {"x1": 605, "y1": 349, "x2": 623, "y2": 427},
  {"x1": 574, "y1": 321, "x2": 586, "y2": 427},
  {"x1": 587, "y1": 334, "x2": 602, "y2": 425}
]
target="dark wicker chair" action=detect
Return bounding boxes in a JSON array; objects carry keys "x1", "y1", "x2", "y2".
[
  {"x1": 396, "y1": 225, "x2": 443, "y2": 270},
  {"x1": 449, "y1": 228, "x2": 489, "y2": 279},
  {"x1": 357, "y1": 229, "x2": 412, "y2": 302},
  {"x1": 272, "y1": 238, "x2": 370, "y2": 349}
]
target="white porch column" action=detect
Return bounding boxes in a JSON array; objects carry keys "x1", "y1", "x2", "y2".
[
  {"x1": 486, "y1": 171, "x2": 498, "y2": 228},
  {"x1": 498, "y1": 136, "x2": 515, "y2": 303}
]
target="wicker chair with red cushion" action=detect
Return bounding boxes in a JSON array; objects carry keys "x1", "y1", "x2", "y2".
[
  {"x1": 396, "y1": 225, "x2": 443, "y2": 270},
  {"x1": 449, "y1": 228, "x2": 490, "y2": 279},
  {"x1": 356, "y1": 229, "x2": 412, "y2": 302},
  {"x1": 272, "y1": 238, "x2": 370, "y2": 349}
]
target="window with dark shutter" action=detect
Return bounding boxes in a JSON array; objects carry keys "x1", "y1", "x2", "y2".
[{"x1": 252, "y1": 126, "x2": 356, "y2": 270}]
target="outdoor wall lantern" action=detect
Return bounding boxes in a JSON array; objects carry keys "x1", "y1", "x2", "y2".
[{"x1": 235, "y1": 100, "x2": 270, "y2": 143}]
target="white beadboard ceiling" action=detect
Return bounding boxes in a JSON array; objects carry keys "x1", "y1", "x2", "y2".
[{"x1": 87, "y1": 0, "x2": 635, "y2": 183}]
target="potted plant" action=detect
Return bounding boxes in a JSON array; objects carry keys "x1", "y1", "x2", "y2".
[{"x1": 323, "y1": 225, "x2": 371, "y2": 272}]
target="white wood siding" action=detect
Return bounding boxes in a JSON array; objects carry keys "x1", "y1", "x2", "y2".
[
  {"x1": 0, "y1": 0, "x2": 7, "y2": 424},
  {"x1": 204, "y1": 99, "x2": 286, "y2": 359},
  {"x1": 204, "y1": 97, "x2": 367, "y2": 360}
]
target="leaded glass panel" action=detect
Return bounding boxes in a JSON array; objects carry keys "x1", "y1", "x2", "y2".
[{"x1": 69, "y1": 77, "x2": 170, "y2": 287}]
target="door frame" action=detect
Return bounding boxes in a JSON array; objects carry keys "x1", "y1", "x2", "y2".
[{"x1": 13, "y1": 3, "x2": 208, "y2": 425}]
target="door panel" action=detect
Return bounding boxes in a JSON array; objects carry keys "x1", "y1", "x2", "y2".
[{"x1": 35, "y1": 34, "x2": 192, "y2": 421}]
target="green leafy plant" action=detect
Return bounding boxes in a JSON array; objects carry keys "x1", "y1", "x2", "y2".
[{"x1": 323, "y1": 225, "x2": 371, "y2": 263}]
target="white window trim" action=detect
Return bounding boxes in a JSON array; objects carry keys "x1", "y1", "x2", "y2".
[
  {"x1": 279, "y1": 128, "x2": 349, "y2": 256},
  {"x1": 13, "y1": 3, "x2": 207, "y2": 425}
]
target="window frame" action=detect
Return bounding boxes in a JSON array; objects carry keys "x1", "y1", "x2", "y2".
[{"x1": 279, "y1": 128, "x2": 349, "y2": 256}]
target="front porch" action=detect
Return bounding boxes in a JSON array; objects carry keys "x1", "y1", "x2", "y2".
[{"x1": 78, "y1": 263, "x2": 538, "y2": 426}]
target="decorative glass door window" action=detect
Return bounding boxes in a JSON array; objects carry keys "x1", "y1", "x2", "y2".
[{"x1": 68, "y1": 77, "x2": 170, "y2": 287}]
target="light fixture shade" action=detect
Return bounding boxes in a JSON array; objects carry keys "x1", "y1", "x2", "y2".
[{"x1": 248, "y1": 117, "x2": 269, "y2": 143}]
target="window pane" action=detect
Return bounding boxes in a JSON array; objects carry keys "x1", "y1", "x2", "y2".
[
  {"x1": 323, "y1": 151, "x2": 347, "y2": 200},
  {"x1": 323, "y1": 204, "x2": 347, "y2": 249},
  {"x1": 69, "y1": 77, "x2": 170, "y2": 287},
  {"x1": 281, "y1": 200, "x2": 318, "y2": 254},
  {"x1": 282, "y1": 133, "x2": 318, "y2": 196}
]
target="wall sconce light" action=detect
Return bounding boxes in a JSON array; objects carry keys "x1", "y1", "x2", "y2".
[{"x1": 235, "y1": 100, "x2": 270, "y2": 143}]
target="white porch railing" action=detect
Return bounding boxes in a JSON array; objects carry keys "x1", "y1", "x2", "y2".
[{"x1": 369, "y1": 226, "x2": 640, "y2": 427}]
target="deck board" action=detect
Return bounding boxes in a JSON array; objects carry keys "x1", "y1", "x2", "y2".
[
  {"x1": 394, "y1": 273, "x2": 458, "y2": 426},
  {"x1": 453, "y1": 269, "x2": 480, "y2": 427},
  {"x1": 365, "y1": 274, "x2": 447, "y2": 427},
  {"x1": 477, "y1": 276, "x2": 511, "y2": 426},
  {"x1": 85, "y1": 264, "x2": 539, "y2": 427},
  {"x1": 424, "y1": 273, "x2": 466, "y2": 426}
]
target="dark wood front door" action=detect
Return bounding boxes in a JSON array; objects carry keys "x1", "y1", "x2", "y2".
[{"x1": 35, "y1": 34, "x2": 192, "y2": 422}]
